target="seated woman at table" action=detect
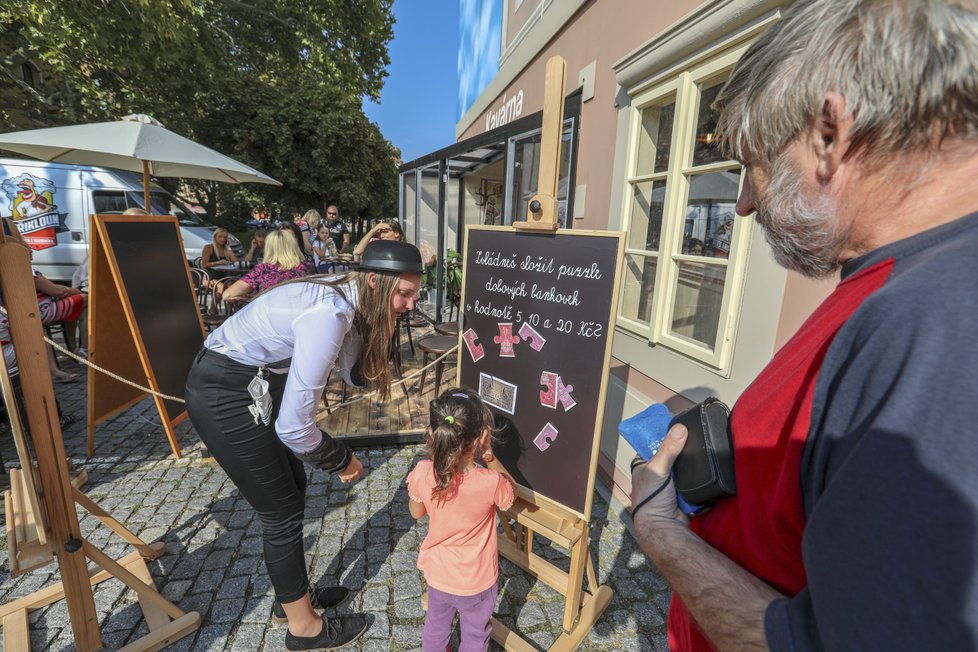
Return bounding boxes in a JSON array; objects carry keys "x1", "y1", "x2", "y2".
[
  {"x1": 201, "y1": 228, "x2": 239, "y2": 270},
  {"x1": 353, "y1": 220, "x2": 404, "y2": 257},
  {"x1": 223, "y1": 229, "x2": 313, "y2": 302},
  {"x1": 311, "y1": 223, "x2": 338, "y2": 273}
]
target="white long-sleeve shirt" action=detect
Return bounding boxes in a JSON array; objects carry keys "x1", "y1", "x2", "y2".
[{"x1": 204, "y1": 278, "x2": 361, "y2": 453}]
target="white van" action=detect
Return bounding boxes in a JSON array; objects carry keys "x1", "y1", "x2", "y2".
[{"x1": 0, "y1": 157, "x2": 242, "y2": 282}]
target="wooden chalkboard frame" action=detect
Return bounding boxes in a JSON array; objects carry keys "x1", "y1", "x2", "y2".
[
  {"x1": 87, "y1": 214, "x2": 205, "y2": 459},
  {"x1": 458, "y1": 225, "x2": 624, "y2": 522}
]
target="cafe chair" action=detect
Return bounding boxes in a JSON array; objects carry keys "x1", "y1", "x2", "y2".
[
  {"x1": 201, "y1": 275, "x2": 241, "y2": 332},
  {"x1": 417, "y1": 334, "x2": 457, "y2": 396},
  {"x1": 395, "y1": 310, "x2": 429, "y2": 359},
  {"x1": 189, "y1": 267, "x2": 210, "y2": 313},
  {"x1": 433, "y1": 321, "x2": 459, "y2": 337}
]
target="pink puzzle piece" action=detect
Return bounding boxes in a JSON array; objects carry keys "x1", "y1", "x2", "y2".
[
  {"x1": 556, "y1": 377, "x2": 576, "y2": 411},
  {"x1": 539, "y1": 371, "x2": 558, "y2": 408},
  {"x1": 493, "y1": 323, "x2": 521, "y2": 358},
  {"x1": 518, "y1": 322, "x2": 546, "y2": 352},
  {"x1": 533, "y1": 422, "x2": 559, "y2": 451},
  {"x1": 462, "y1": 328, "x2": 485, "y2": 363}
]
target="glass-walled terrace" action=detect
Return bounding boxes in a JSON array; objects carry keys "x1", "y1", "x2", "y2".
[{"x1": 399, "y1": 91, "x2": 581, "y2": 321}]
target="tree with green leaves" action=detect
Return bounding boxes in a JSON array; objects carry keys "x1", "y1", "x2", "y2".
[{"x1": 0, "y1": 0, "x2": 399, "y2": 224}]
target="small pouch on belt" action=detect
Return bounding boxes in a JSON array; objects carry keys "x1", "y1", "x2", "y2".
[{"x1": 247, "y1": 367, "x2": 272, "y2": 426}]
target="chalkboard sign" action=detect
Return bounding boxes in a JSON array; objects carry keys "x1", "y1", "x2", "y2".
[
  {"x1": 89, "y1": 215, "x2": 205, "y2": 458},
  {"x1": 458, "y1": 226, "x2": 623, "y2": 518}
]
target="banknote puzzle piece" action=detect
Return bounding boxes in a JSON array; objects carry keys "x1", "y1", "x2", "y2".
[
  {"x1": 556, "y1": 377, "x2": 576, "y2": 411},
  {"x1": 533, "y1": 422, "x2": 559, "y2": 452},
  {"x1": 493, "y1": 322, "x2": 521, "y2": 357},
  {"x1": 518, "y1": 322, "x2": 546, "y2": 352},
  {"x1": 539, "y1": 371, "x2": 558, "y2": 408},
  {"x1": 462, "y1": 327, "x2": 485, "y2": 362}
]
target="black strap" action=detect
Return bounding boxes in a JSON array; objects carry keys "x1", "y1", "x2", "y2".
[{"x1": 630, "y1": 475, "x2": 673, "y2": 518}]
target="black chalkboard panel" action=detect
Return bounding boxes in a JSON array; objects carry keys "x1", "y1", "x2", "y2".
[
  {"x1": 458, "y1": 226, "x2": 623, "y2": 518},
  {"x1": 102, "y1": 220, "x2": 203, "y2": 421}
]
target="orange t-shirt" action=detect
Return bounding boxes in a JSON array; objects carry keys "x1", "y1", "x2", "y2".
[{"x1": 406, "y1": 459, "x2": 515, "y2": 596}]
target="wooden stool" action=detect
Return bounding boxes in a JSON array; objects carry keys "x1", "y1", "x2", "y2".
[
  {"x1": 417, "y1": 335, "x2": 457, "y2": 396},
  {"x1": 433, "y1": 321, "x2": 459, "y2": 337}
]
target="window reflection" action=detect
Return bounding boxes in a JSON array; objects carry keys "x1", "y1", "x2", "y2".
[
  {"x1": 628, "y1": 180, "x2": 666, "y2": 252},
  {"x1": 682, "y1": 171, "x2": 739, "y2": 258},
  {"x1": 670, "y1": 260, "x2": 724, "y2": 349},
  {"x1": 636, "y1": 100, "x2": 675, "y2": 174},
  {"x1": 510, "y1": 126, "x2": 572, "y2": 227},
  {"x1": 621, "y1": 254, "x2": 657, "y2": 324},
  {"x1": 693, "y1": 80, "x2": 725, "y2": 167}
]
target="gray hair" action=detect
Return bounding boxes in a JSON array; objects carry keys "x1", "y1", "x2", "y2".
[{"x1": 715, "y1": 0, "x2": 978, "y2": 168}]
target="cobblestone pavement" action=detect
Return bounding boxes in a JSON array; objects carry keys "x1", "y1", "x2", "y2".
[{"x1": 0, "y1": 357, "x2": 671, "y2": 651}]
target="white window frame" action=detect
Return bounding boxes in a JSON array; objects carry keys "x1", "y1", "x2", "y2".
[{"x1": 617, "y1": 42, "x2": 753, "y2": 372}]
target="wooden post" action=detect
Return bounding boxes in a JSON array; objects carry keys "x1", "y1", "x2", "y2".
[
  {"x1": 142, "y1": 160, "x2": 152, "y2": 212},
  {"x1": 0, "y1": 234, "x2": 103, "y2": 650},
  {"x1": 514, "y1": 55, "x2": 566, "y2": 231}
]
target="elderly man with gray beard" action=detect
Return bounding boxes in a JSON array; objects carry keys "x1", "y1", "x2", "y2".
[{"x1": 630, "y1": 1, "x2": 978, "y2": 650}]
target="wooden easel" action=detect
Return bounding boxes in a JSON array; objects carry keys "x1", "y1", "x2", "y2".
[
  {"x1": 490, "y1": 55, "x2": 614, "y2": 650},
  {"x1": 87, "y1": 214, "x2": 206, "y2": 459},
  {"x1": 0, "y1": 232, "x2": 200, "y2": 651}
]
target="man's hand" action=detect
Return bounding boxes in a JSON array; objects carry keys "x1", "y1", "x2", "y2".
[
  {"x1": 631, "y1": 422, "x2": 783, "y2": 651},
  {"x1": 630, "y1": 423, "x2": 689, "y2": 525},
  {"x1": 337, "y1": 454, "x2": 363, "y2": 483}
]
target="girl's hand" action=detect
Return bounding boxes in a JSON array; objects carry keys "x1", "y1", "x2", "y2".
[
  {"x1": 338, "y1": 455, "x2": 363, "y2": 483},
  {"x1": 481, "y1": 446, "x2": 495, "y2": 464}
]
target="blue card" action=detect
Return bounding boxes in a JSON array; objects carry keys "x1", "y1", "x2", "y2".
[{"x1": 619, "y1": 403, "x2": 705, "y2": 516}]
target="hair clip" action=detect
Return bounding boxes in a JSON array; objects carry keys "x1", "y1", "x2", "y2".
[
  {"x1": 444, "y1": 415, "x2": 455, "y2": 425},
  {"x1": 451, "y1": 392, "x2": 468, "y2": 399}
]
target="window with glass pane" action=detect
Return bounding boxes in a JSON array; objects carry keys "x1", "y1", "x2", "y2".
[
  {"x1": 618, "y1": 62, "x2": 747, "y2": 367},
  {"x1": 635, "y1": 100, "x2": 675, "y2": 175},
  {"x1": 509, "y1": 124, "x2": 572, "y2": 226},
  {"x1": 669, "y1": 261, "x2": 724, "y2": 349},
  {"x1": 92, "y1": 191, "x2": 128, "y2": 213},
  {"x1": 628, "y1": 180, "x2": 666, "y2": 252},
  {"x1": 681, "y1": 171, "x2": 740, "y2": 259},
  {"x1": 620, "y1": 254, "x2": 657, "y2": 324},
  {"x1": 403, "y1": 172, "x2": 417, "y2": 244},
  {"x1": 692, "y1": 79, "x2": 726, "y2": 166}
]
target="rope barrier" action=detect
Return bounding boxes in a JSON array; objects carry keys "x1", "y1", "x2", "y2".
[{"x1": 40, "y1": 328, "x2": 458, "y2": 410}]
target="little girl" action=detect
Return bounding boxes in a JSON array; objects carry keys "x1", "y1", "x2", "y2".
[
  {"x1": 407, "y1": 387, "x2": 515, "y2": 652},
  {"x1": 312, "y1": 223, "x2": 337, "y2": 273}
]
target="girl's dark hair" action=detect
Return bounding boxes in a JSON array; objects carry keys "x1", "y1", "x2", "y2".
[
  {"x1": 389, "y1": 221, "x2": 404, "y2": 240},
  {"x1": 425, "y1": 387, "x2": 495, "y2": 502}
]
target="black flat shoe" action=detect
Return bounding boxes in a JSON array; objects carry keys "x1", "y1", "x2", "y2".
[
  {"x1": 272, "y1": 586, "x2": 351, "y2": 623},
  {"x1": 285, "y1": 613, "x2": 368, "y2": 651}
]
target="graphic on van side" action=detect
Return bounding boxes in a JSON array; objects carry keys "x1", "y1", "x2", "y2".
[{"x1": 1, "y1": 173, "x2": 68, "y2": 250}]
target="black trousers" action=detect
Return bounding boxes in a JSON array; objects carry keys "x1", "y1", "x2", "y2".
[{"x1": 185, "y1": 348, "x2": 310, "y2": 603}]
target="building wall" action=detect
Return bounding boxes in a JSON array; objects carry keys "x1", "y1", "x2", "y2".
[
  {"x1": 462, "y1": 0, "x2": 701, "y2": 234},
  {"x1": 458, "y1": 0, "x2": 832, "y2": 503}
]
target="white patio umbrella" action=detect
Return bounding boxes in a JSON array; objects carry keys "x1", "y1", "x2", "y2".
[{"x1": 0, "y1": 114, "x2": 280, "y2": 210}]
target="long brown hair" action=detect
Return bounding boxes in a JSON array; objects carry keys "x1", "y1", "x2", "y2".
[
  {"x1": 425, "y1": 387, "x2": 495, "y2": 503},
  {"x1": 261, "y1": 269, "x2": 400, "y2": 400}
]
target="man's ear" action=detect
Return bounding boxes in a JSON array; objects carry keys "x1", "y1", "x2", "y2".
[
  {"x1": 366, "y1": 271, "x2": 378, "y2": 289},
  {"x1": 813, "y1": 91, "x2": 854, "y2": 182}
]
